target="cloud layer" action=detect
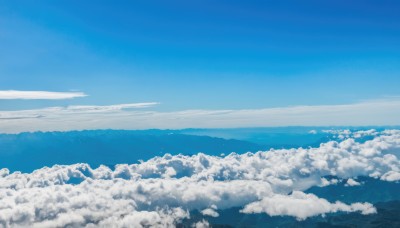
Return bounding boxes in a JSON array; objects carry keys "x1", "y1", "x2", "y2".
[
  {"x1": 1, "y1": 130, "x2": 399, "y2": 227},
  {"x1": 0, "y1": 102, "x2": 159, "y2": 123},
  {"x1": 0, "y1": 90, "x2": 87, "y2": 100},
  {"x1": 1, "y1": 98, "x2": 400, "y2": 133}
]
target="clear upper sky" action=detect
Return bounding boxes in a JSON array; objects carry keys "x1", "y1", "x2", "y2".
[{"x1": 1, "y1": 0, "x2": 400, "y2": 112}]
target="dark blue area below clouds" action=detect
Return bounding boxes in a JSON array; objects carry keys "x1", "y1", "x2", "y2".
[
  {"x1": 182, "y1": 177, "x2": 400, "y2": 227},
  {"x1": 182, "y1": 200, "x2": 400, "y2": 228}
]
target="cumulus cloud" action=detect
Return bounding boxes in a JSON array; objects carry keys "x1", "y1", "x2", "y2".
[
  {"x1": 1, "y1": 98, "x2": 400, "y2": 133},
  {"x1": 201, "y1": 205, "x2": 219, "y2": 217},
  {"x1": 323, "y1": 129, "x2": 379, "y2": 140},
  {"x1": 241, "y1": 191, "x2": 375, "y2": 220},
  {"x1": 192, "y1": 220, "x2": 210, "y2": 228},
  {"x1": 0, "y1": 90, "x2": 87, "y2": 100},
  {"x1": 1, "y1": 130, "x2": 399, "y2": 226},
  {"x1": 319, "y1": 178, "x2": 339, "y2": 187},
  {"x1": 309, "y1": 130, "x2": 318, "y2": 134},
  {"x1": 345, "y1": 178, "x2": 361, "y2": 186}
]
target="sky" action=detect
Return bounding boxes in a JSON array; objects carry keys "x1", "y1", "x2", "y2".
[{"x1": 1, "y1": 0, "x2": 400, "y2": 131}]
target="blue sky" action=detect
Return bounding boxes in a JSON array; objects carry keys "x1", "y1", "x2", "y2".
[{"x1": 0, "y1": 1, "x2": 400, "y2": 131}]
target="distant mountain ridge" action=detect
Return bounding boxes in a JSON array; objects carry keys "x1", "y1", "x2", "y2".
[
  {"x1": 0, "y1": 130, "x2": 265, "y2": 172},
  {"x1": 2, "y1": 127, "x2": 398, "y2": 172}
]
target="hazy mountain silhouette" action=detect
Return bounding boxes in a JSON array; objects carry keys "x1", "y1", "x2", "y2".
[{"x1": 0, "y1": 130, "x2": 265, "y2": 172}]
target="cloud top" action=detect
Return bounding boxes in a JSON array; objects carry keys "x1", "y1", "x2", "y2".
[
  {"x1": 1, "y1": 129, "x2": 399, "y2": 226},
  {"x1": 0, "y1": 90, "x2": 87, "y2": 100}
]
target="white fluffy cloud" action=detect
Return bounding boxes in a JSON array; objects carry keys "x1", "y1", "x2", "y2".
[
  {"x1": 241, "y1": 191, "x2": 375, "y2": 220},
  {"x1": 345, "y1": 178, "x2": 361, "y2": 186},
  {"x1": 201, "y1": 205, "x2": 219, "y2": 217},
  {"x1": 1, "y1": 98, "x2": 400, "y2": 133},
  {"x1": 1, "y1": 130, "x2": 400, "y2": 226},
  {"x1": 0, "y1": 90, "x2": 87, "y2": 100}
]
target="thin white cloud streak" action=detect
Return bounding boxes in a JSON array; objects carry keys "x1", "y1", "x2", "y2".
[
  {"x1": 2, "y1": 129, "x2": 398, "y2": 226},
  {"x1": 64, "y1": 102, "x2": 160, "y2": 112},
  {"x1": 1, "y1": 98, "x2": 400, "y2": 133},
  {"x1": 0, "y1": 90, "x2": 87, "y2": 100},
  {"x1": 0, "y1": 102, "x2": 159, "y2": 121}
]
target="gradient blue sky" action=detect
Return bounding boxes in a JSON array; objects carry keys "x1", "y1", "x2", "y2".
[{"x1": 1, "y1": 0, "x2": 400, "y2": 113}]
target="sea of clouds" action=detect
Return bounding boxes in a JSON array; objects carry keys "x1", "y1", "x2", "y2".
[{"x1": 0, "y1": 129, "x2": 399, "y2": 227}]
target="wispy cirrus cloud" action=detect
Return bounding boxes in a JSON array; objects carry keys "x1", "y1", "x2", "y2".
[
  {"x1": 0, "y1": 102, "x2": 159, "y2": 121},
  {"x1": 0, "y1": 90, "x2": 87, "y2": 99},
  {"x1": 66, "y1": 102, "x2": 160, "y2": 112},
  {"x1": 1, "y1": 98, "x2": 400, "y2": 133}
]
